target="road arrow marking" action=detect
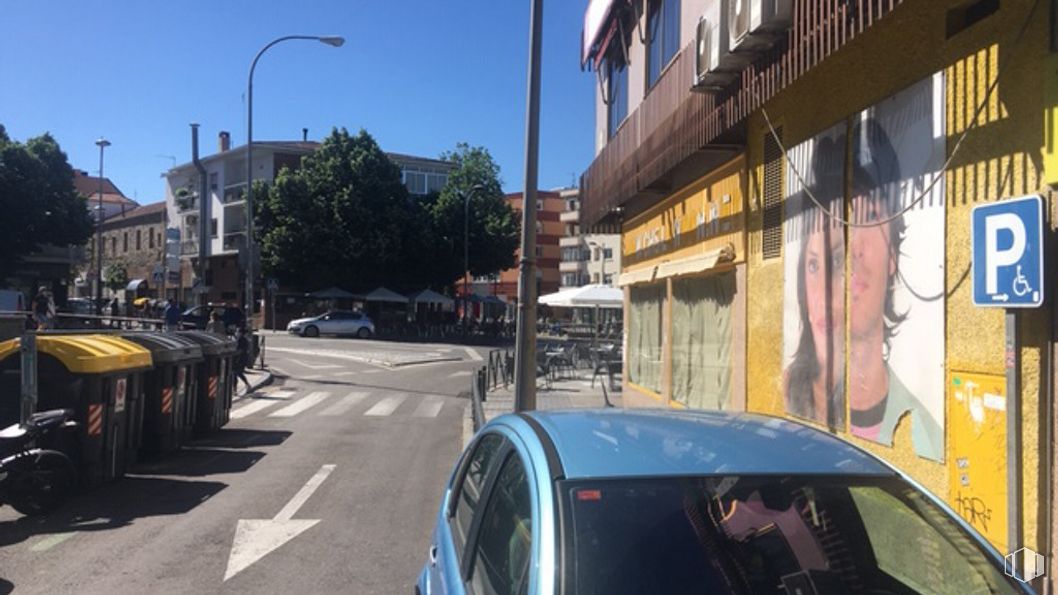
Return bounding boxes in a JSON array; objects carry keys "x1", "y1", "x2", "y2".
[{"x1": 223, "y1": 464, "x2": 336, "y2": 581}]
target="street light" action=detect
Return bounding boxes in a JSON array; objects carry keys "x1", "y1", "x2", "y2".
[
  {"x1": 457, "y1": 184, "x2": 485, "y2": 339},
  {"x1": 94, "y1": 137, "x2": 111, "y2": 315},
  {"x1": 246, "y1": 34, "x2": 345, "y2": 323}
]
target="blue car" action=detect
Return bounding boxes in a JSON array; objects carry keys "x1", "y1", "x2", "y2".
[{"x1": 418, "y1": 409, "x2": 1031, "y2": 595}]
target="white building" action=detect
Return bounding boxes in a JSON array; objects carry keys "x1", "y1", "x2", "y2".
[{"x1": 557, "y1": 187, "x2": 621, "y2": 289}]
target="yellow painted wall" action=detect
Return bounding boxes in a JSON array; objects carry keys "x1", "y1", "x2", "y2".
[{"x1": 744, "y1": 0, "x2": 1051, "y2": 552}]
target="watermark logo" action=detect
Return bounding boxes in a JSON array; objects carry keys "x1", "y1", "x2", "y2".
[{"x1": 1005, "y1": 547, "x2": 1046, "y2": 583}]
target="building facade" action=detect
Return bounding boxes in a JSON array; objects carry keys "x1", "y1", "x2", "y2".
[
  {"x1": 557, "y1": 187, "x2": 621, "y2": 288},
  {"x1": 92, "y1": 202, "x2": 167, "y2": 301},
  {"x1": 580, "y1": 0, "x2": 1057, "y2": 573}
]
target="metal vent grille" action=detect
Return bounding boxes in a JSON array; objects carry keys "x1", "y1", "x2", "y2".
[{"x1": 762, "y1": 127, "x2": 784, "y2": 260}]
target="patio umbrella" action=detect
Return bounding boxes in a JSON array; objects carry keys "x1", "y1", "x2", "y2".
[
  {"x1": 359, "y1": 287, "x2": 409, "y2": 304},
  {"x1": 408, "y1": 289, "x2": 454, "y2": 307},
  {"x1": 538, "y1": 284, "x2": 622, "y2": 308},
  {"x1": 307, "y1": 287, "x2": 355, "y2": 300}
]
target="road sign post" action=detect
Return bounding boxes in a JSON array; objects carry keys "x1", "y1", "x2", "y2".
[{"x1": 971, "y1": 194, "x2": 1046, "y2": 554}]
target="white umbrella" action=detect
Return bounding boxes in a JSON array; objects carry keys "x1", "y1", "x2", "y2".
[{"x1": 538, "y1": 284, "x2": 622, "y2": 309}]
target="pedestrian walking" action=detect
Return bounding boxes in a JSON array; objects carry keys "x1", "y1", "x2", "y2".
[
  {"x1": 206, "y1": 310, "x2": 226, "y2": 335},
  {"x1": 234, "y1": 326, "x2": 253, "y2": 394},
  {"x1": 32, "y1": 287, "x2": 54, "y2": 330},
  {"x1": 164, "y1": 298, "x2": 181, "y2": 332}
]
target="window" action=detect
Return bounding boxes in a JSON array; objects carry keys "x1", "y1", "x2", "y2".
[
  {"x1": 603, "y1": 248, "x2": 613, "y2": 260},
  {"x1": 671, "y1": 273, "x2": 735, "y2": 409},
  {"x1": 535, "y1": 246, "x2": 543, "y2": 258},
  {"x1": 567, "y1": 199, "x2": 577, "y2": 211},
  {"x1": 536, "y1": 222, "x2": 543, "y2": 234},
  {"x1": 149, "y1": 229, "x2": 155, "y2": 249},
  {"x1": 209, "y1": 172, "x2": 218, "y2": 191},
  {"x1": 647, "y1": 0, "x2": 681, "y2": 88},
  {"x1": 210, "y1": 218, "x2": 218, "y2": 239},
  {"x1": 628, "y1": 283, "x2": 665, "y2": 392},
  {"x1": 111, "y1": 237, "x2": 116, "y2": 255},
  {"x1": 603, "y1": 273, "x2": 613, "y2": 285},
  {"x1": 606, "y1": 55, "x2": 628, "y2": 138},
  {"x1": 452, "y1": 434, "x2": 506, "y2": 555},
  {"x1": 123, "y1": 232, "x2": 128, "y2": 253},
  {"x1": 136, "y1": 229, "x2": 141, "y2": 251},
  {"x1": 426, "y1": 173, "x2": 447, "y2": 194},
  {"x1": 470, "y1": 453, "x2": 533, "y2": 595},
  {"x1": 404, "y1": 171, "x2": 427, "y2": 195},
  {"x1": 536, "y1": 200, "x2": 543, "y2": 211}
]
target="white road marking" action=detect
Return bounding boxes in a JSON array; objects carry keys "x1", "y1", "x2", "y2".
[
  {"x1": 30, "y1": 531, "x2": 77, "y2": 552},
  {"x1": 335, "y1": 371, "x2": 357, "y2": 377},
  {"x1": 269, "y1": 391, "x2": 330, "y2": 417},
  {"x1": 364, "y1": 394, "x2": 407, "y2": 416},
  {"x1": 464, "y1": 347, "x2": 484, "y2": 361},
  {"x1": 231, "y1": 399, "x2": 277, "y2": 419},
  {"x1": 224, "y1": 464, "x2": 335, "y2": 581},
  {"x1": 360, "y1": 369, "x2": 381, "y2": 374},
  {"x1": 319, "y1": 392, "x2": 369, "y2": 416},
  {"x1": 288, "y1": 358, "x2": 343, "y2": 370},
  {"x1": 448, "y1": 370, "x2": 473, "y2": 378},
  {"x1": 412, "y1": 396, "x2": 444, "y2": 418}
]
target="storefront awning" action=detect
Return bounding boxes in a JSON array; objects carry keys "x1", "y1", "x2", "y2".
[
  {"x1": 617, "y1": 265, "x2": 658, "y2": 287},
  {"x1": 655, "y1": 247, "x2": 731, "y2": 280},
  {"x1": 126, "y1": 278, "x2": 148, "y2": 291}
]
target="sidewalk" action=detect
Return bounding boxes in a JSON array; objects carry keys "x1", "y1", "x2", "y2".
[
  {"x1": 235, "y1": 368, "x2": 273, "y2": 399},
  {"x1": 462, "y1": 368, "x2": 622, "y2": 446}
]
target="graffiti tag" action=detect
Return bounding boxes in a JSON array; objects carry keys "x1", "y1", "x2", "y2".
[{"x1": 954, "y1": 491, "x2": 993, "y2": 533}]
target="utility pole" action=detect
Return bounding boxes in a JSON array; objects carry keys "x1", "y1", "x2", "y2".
[{"x1": 513, "y1": 0, "x2": 543, "y2": 412}]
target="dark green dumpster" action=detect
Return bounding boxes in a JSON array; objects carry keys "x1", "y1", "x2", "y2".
[
  {"x1": 0, "y1": 334, "x2": 153, "y2": 487},
  {"x1": 177, "y1": 331, "x2": 237, "y2": 434},
  {"x1": 121, "y1": 332, "x2": 204, "y2": 457}
]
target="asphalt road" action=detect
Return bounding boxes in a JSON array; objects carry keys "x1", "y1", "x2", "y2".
[{"x1": 0, "y1": 334, "x2": 491, "y2": 594}]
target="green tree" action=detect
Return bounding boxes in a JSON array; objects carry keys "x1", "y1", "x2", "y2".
[
  {"x1": 103, "y1": 262, "x2": 128, "y2": 293},
  {"x1": 429, "y1": 144, "x2": 520, "y2": 286},
  {"x1": 257, "y1": 128, "x2": 431, "y2": 291},
  {"x1": 0, "y1": 125, "x2": 94, "y2": 285}
]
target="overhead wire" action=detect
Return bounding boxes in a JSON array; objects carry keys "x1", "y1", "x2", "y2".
[{"x1": 757, "y1": 0, "x2": 1040, "y2": 229}]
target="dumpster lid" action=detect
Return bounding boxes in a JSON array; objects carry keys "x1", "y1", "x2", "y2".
[
  {"x1": 0, "y1": 334, "x2": 152, "y2": 374},
  {"x1": 175, "y1": 331, "x2": 238, "y2": 356},
  {"x1": 121, "y1": 332, "x2": 204, "y2": 364}
]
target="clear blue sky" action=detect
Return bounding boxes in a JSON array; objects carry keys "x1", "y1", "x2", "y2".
[{"x1": 1, "y1": 1, "x2": 594, "y2": 204}]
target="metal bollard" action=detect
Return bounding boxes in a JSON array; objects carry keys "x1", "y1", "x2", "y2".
[{"x1": 258, "y1": 335, "x2": 266, "y2": 369}]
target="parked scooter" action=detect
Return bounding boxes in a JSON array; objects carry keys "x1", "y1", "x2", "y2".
[{"x1": 0, "y1": 409, "x2": 78, "y2": 516}]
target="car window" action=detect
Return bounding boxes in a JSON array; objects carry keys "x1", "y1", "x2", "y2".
[
  {"x1": 470, "y1": 453, "x2": 532, "y2": 595},
  {"x1": 452, "y1": 433, "x2": 506, "y2": 556},
  {"x1": 561, "y1": 475, "x2": 1019, "y2": 595}
]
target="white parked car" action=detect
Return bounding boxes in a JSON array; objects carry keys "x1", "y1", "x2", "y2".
[{"x1": 287, "y1": 310, "x2": 375, "y2": 338}]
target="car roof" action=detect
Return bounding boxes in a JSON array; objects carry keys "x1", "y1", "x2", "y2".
[{"x1": 507, "y1": 409, "x2": 893, "y2": 480}]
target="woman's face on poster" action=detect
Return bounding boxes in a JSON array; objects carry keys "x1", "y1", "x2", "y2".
[
  {"x1": 803, "y1": 216, "x2": 845, "y2": 372},
  {"x1": 850, "y1": 194, "x2": 896, "y2": 340}
]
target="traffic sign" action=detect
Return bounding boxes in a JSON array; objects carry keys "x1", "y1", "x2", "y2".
[
  {"x1": 267, "y1": 278, "x2": 279, "y2": 291},
  {"x1": 972, "y1": 195, "x2": 1044, "y2": 308}
]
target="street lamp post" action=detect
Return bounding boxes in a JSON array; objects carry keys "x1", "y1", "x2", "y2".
[
  {"x1": 94, "y1": 137, "x2": 111, "y2": 315},
  {"x1": 459, "y1": 185, "x2": 484, "y2": 340},
  {"x1": 246, "y1": 35, "x2": 344, "y2": 324}
]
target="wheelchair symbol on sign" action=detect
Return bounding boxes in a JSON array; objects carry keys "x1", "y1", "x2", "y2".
[{"x1": 1012, "y1": 265, "x2": 1032, "y2": 297}]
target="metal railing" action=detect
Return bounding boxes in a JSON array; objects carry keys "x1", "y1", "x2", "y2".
[
  {"x1": 471, "y1": 366, "x2": 487, "y2": 432},
  {"x1": 485, "y1": 347, "x2": 514, "y2": 391}
]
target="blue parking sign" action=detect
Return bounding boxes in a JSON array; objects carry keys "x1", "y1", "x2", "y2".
[{"x1": 972, "y1": 195, "x2": 1045, "y2": 308}]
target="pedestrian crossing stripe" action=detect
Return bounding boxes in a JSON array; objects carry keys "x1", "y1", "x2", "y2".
[
  {"x1": 318, "y1": 392, "x2": 369, "y2": 416},
  {"x1": 269, "y1": 391, "x2": 330, "y2": 417},
  {"x1": 228, "y1": 390, "x2": 446, "y2": 420},
  {"x1": 364, "y1": 394, "x2": 407, "y2": 416}
]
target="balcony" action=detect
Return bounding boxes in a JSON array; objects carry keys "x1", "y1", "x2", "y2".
[
  {"x1": 176, "y1": 196, "x2": 197, "y2": 213},
  {"x1": 181, "y1": 239, "x2": 199, "y2": 256},
  {"x1": 559, "y1": 210, "x2": 580, "y2": 224},
  {"x1": 223, "y1": 185, "x2": 247, "y2": 205},
  {"x1": 580, "y1": 0, "x2": 903, "y2": 228},
  {"x1": 559, "y1": 261, "x2": 587, "y2": 274},
  {"x1": 559, "y1": 236, "x2": 583, "y2": 248},
  {"x1": 223, "y1": 232, "x2": 247, "y2": 253}
]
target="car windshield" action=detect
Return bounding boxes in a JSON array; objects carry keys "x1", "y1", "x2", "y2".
[{"x1": 561, "y1": 475, "x2": 1019, "y2": 595}]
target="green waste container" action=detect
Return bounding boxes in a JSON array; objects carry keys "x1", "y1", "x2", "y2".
[
  {"x1": 177, "y1": 331, "x2": 237, "y2": 434},
  {"x1": 121, "y1": 332, "x2": 203, "y2": 457},
  {"x1": 0, "y1": 334, "x2": 153, "y2": 487}
]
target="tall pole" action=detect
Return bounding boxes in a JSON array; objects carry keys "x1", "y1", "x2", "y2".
[
  {"x1": 246, "y1": 35, "x2": 344, "y2": 327},
  {"x1": 463, "y1": 190, "x2": 470, "y2": 339},
  {"x1": 94, "y1": 138, "x2": 110, "y2": 315},
  {"x1": 514, "y1": 0, "x2": 543, "y2": 412}
]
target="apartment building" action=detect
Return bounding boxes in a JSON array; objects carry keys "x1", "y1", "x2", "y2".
[
  {"x1": 556, "y1": 187, "x2": 621, "y2": 289},
  {"x1": 164, "y1": 131, "x2": 455, "y2": 306},
  {"x1": 580, "y1": 0, "x2": 1057, "y2": 563},
  {"x1": 91, "y1": 202, "x2": 169, "y2": 300}
]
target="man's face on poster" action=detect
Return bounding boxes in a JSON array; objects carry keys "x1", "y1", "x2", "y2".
[{"x1": 850, "y1": 194, "x2": 896, "y2": 341}]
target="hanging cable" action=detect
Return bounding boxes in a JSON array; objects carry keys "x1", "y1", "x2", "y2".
[{"x1": 758, "y1": 0, "x2": 1040, "y2": 229}]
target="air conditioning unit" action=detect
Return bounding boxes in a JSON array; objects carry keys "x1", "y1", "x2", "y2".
[
  {"x1": 693, "y1": 0, "x2": 752, "y2": 92},
  {"x1": 729, "y1": 0, "x2": 792, "y2": 52}
]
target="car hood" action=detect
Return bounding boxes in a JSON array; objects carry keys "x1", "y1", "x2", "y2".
[{"x1": 288, "y1": 317, "x2": 318, "y2": 326}]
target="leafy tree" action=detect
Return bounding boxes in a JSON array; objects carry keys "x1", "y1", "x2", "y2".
[
  {"x1": 257, "y1": 128, "x2": 430, "y2": 291},
  {"x1": 428, "y1": 144, "x2": 520, "y2": 286},
  {"x1": 103, "y1": 262, "x2": 128, "y2": 293},
  {"x1": 0, "y1": 125, "x2": 94, "y2": 285}
]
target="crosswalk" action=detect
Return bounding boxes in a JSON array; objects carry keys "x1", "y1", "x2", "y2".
[{"x1": 229, "y1": 387, "x2": 451, "y2": 421}]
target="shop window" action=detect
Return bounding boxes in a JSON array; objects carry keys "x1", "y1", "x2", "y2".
[
  {"x1": 762, "y1": 127, "x2": 784, "y2": 260},
  {"x1": 671, "y1": 273, "x2": 736, "y2": 410},
  {"x1": 605, "y1": 53, "x2": 629, "y2": 139},
  {"x1": 628, "y1": 283, "x2": 665, "y2": 393}
]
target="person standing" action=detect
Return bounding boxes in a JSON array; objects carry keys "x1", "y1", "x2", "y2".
[
  {"x1": 205, "y1": 310, "x2": 226, "y2": 335},
  {"x1": 164, "y1": 298, "x2": 181, "y2": 332},
  {"x1": 32, "y1": 287, "x2": 54, "y2": 330}
]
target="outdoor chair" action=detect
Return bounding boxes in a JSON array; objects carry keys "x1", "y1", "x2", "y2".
[{"x1": 591, "y1": 345, "x2": 622, "y2": 390}]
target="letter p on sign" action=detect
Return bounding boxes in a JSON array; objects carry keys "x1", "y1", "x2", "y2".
[{"x1": 972, "y1": 195, "x2": 1045, "y2": 308}]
